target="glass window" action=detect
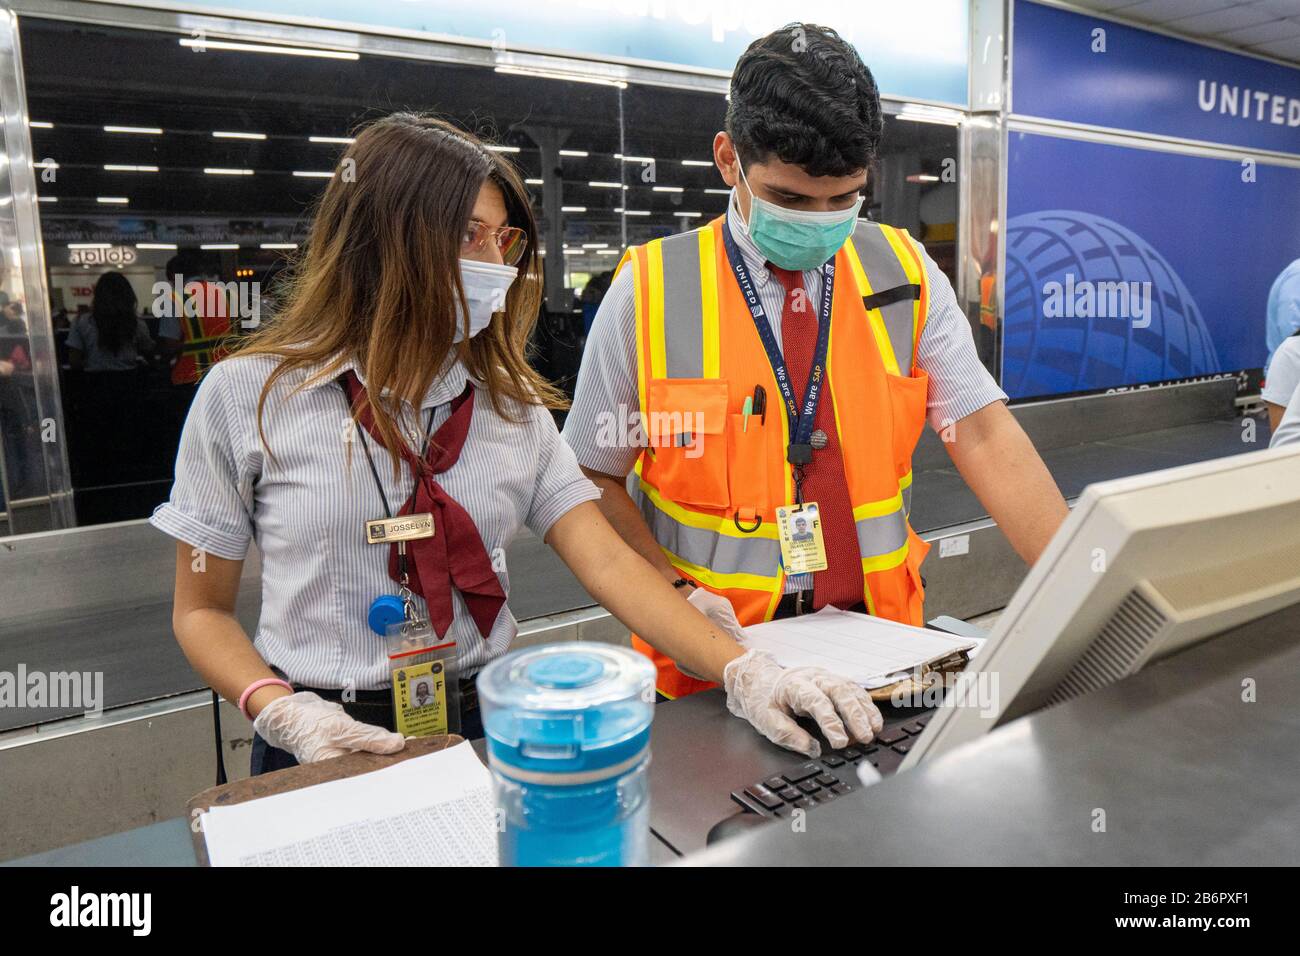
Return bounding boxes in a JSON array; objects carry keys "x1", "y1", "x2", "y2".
[
  {"x1": 18, "y1": 17, "x2": 622, "y2": 527},
  {"x1": 13, "y1": 18, "x2": 965, "y2": 532}
]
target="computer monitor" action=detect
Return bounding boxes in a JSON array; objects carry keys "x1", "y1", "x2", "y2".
[{"x1": 904, "y1": 443, "x2": 1300, "y2": 769}]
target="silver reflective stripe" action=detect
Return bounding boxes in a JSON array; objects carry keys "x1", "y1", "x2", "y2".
[
  {"x1": 849, "y1": 222, "x2": 915, "y2": 370},
  {"x1": 902, "y1": 482, "x2": 912, "y2": 516},
  {"x1": 634, "y1": 484, "x2": 781, "y2": 578},
  {"x1": 659, "y1": 231, "x2": 705, "y2": 378},
  {"x1": 856, "y1": 506, "x2": 909, "y2": 559}
]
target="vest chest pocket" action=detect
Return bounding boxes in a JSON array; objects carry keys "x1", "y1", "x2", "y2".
[
  {"x1": 887, "y1": 367, "x2": 930, "y2": 473},
  {"x1": 726, "y1": 412, "x2": 771, "y2": 524},
  {"x1": 645, "y1": 378, "x2": 730, "y2": 510}
]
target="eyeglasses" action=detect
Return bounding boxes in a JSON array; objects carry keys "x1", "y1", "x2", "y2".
[{"x1": 461, "y1": 219, "x2": 528, "y2": 266}]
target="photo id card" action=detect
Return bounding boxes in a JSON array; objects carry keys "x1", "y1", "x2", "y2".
[
  {"x1": 392, "y1": 658, "x2": 449, "y2": 738},
  {"x1": 385, "y1": 619, "x2": 459, "y2": 738},
  {"x1": 776, "y1": 502, "x2": 828, "y2": 575}
]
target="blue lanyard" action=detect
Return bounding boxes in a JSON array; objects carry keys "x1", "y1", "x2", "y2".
[{"x1": 720, "y1": 214, "x2": 835, "y2": 491}]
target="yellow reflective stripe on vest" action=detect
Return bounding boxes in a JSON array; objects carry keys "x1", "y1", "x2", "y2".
[
  {"x1": 698, "y1": 226, "x2": 721, "y2": 378},
  {"x1": 862, "y1": 542, "x2": 910, "y2": 575},
  {"x1": 631, "y1": 470, "x2": 774, "y2": 567},
  {"x1": 852, "y1": 470, "x2": 914, "y2": 571},
  {"x1": 645, "y1": 241, "x2": 668, "y2": 380},
  {"x1": 846, "y1": 221, "x2": 918, "y2": 376},
  {"x1": 625, "y1": 248, "x2": 650, "y2": 426},
  {"x1": 631, "y1": 475, "x2": 782, "y2": 588}
]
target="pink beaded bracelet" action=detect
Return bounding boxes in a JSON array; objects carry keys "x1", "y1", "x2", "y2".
[{"x1": 239, "y1": 678, "x2": 294, "y2": 719}]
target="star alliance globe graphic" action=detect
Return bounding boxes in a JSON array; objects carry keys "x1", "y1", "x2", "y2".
[{"x1": 1002, "y1": 210, "x2": 1221, "y2": 398}]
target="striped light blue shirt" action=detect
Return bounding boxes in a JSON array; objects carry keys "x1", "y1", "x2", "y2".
[
  {"x1": 1271, "y1": 379, "x2": 1300, "y2": 450},
  {"x1": 150, "y1": 352, "x2": 600, "y2": 689},
  {"x1": 562, "y1": 190, "x2": 1007, "y2": 591}
]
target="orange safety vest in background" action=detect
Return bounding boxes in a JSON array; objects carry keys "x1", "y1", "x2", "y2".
[
  {"x1": 979, "y1": 271, "x2": 997, "y2": 333},
  {"x1": 622, "y1": 216, "x2": 932, "y2": 698},
  {"x1": 170, "y1": 283, "x2": 232, "y2": 385}
]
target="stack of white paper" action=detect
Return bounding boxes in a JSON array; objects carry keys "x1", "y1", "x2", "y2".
[
  {"x1": 201, "y1": 741, "x2": 498, "y2": 867},
  {"x1": 741, "y1": 606, "x2": 980, "y2": 688}
]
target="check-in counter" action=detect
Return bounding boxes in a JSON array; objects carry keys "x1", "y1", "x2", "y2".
[{"x1": 0, "y1": 377, "x2": 1266, "y2": 859}]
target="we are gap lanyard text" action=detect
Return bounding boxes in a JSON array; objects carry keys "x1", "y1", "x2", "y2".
[{"x1": 720, "y1": 214, "x2": 834, "y2": 501}]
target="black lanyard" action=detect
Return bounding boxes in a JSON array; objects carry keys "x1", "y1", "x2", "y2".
[
  {"x1": 339, "y1": 381, "x2": 436, "y2": 581},
  {"x1": 720, "y1": 213, "x2": 835, "y2": 500}
]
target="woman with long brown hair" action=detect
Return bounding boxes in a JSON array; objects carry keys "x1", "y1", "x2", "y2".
[{"x1": 153, "y1": 112, "x2": 882, "y2": 775}]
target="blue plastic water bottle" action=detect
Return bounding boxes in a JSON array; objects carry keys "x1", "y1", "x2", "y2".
[{"x1": 476, "y1": 642, "x2": 656, "y2": 866}]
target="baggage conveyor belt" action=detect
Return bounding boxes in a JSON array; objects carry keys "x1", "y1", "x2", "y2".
[
  {"x1": 908, "y1": 416, "x2": 1257, "y2": 533},
  {"x1": 0, "y1": 389, "x2": 1266, "y2": 734}
]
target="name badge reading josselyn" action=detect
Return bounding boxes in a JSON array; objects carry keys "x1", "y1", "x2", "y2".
[{"x1": 365, "y1": 512, "x2": 435, "y2": 544}]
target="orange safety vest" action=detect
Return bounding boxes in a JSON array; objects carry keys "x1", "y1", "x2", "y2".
[
  {"x1": 622, "y1": 215, "x2": 932, "y2": 698},
  {"x1": 979, "y1": 271, "x2": 997, "y2": 332},
  {"x1": 170, "y1": 283, "x2": 232, "y2": 385}
]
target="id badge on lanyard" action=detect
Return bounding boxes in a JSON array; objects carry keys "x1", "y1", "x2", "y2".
[
  {"x1": 721, "y1": 215, "x2": 834, "y2": 574},
  {"x1": 384, "y1": 618, "x2": 461, "y2": 738},
  {"x1": 366, "y1": 519, "x2": 462, "y2": 737},
  {"x1": 348, "y1": 392, "x2": 462, "y2": 736}
]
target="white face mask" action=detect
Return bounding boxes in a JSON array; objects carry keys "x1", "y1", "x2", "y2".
[{"x1": 456, "y1": 258, "x2": 517, "y2": 342}]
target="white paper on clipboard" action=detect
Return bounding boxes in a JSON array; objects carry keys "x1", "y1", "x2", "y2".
[{"x1": 740, "y1": 606, "x2": 980, "y2": 689}]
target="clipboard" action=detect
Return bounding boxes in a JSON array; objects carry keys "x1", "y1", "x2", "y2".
[{"x1": 866, "y1": 649, "x2": 972, "y2": 702}]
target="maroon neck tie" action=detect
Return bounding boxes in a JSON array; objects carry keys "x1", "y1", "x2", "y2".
[
  {"x1": 341, "y1": 370, "x2": 506, "y2": 639},
  {"x1": 768, "y1": 266, "x2": 864, "y2": 610}
]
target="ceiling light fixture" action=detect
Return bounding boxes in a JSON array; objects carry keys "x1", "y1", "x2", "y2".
[
  {"x1": 179, "y1": 38, "x2": 359, "y2": 60},
  {"x1": 494, "y1": 65, "x2": 626, "y2": 88}
]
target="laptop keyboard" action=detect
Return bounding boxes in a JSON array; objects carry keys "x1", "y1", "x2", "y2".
[{"x1": 730, "y1": 714, "x2": 932, "y2": 818}]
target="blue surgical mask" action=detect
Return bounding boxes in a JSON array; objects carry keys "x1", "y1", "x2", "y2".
[{"x1": 735, "y1": 152, "x2": 863, "y2": 271}]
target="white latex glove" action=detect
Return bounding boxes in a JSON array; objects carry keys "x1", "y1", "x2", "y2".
[
  {"x1": 686, "y1": 587, "x2": 747, "y2": 644},
  {"x1": 252, "y1": 691, "x2": 407, "y2": 765},
  {"x1": 722, "y1": 649, "x2": 883, "y2": 757}
]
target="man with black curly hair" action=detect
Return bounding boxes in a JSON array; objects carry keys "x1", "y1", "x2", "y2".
[{"x1": 565, "y1": 24, "x2": 1067, "y2": 733}]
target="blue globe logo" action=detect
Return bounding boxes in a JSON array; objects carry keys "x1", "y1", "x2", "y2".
[{"x1": 1003, "y1": 210, "x2": 1220, "y2": 398}]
